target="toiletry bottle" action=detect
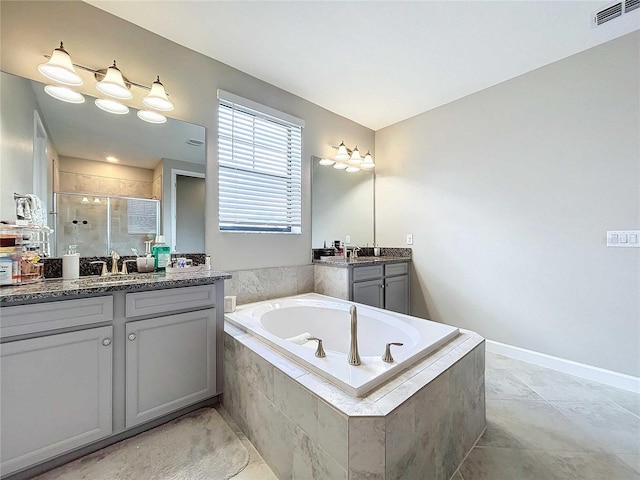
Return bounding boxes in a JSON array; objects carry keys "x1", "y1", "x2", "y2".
[
  {"x1": 152, "y1": 235, "x2": 171, "y2": 272},
  {"x1": 63, "y1": 244, "x2": 80, "y2": 279}
]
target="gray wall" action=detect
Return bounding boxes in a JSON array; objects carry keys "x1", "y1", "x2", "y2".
[
  {"x1": 0, "y1": 1, "x2": 374, "y2": 270},
  {"x1": 375, "y1": 32, "x2": 640, "y2": 377}
]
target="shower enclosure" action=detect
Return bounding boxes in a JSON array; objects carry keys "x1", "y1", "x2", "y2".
[{"x1": 54, "y1": 193, "x2": 160, "y2": 257}]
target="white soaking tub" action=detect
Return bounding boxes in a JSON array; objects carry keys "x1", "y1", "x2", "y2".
[{"x1": 224, "y1": 293, "x2": 459, "y2": 396}]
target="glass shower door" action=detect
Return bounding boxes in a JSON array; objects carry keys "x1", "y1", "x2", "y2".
[{"x1": 55, "y1": 194, "x2": 108, "y2": 257}]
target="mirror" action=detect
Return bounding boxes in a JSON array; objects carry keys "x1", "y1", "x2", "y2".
[
  {"x1": 311, "y1": 155, "x2": 375, "y2": 248},
  {"x1": 0, "y1": 71, "x2": 206, "y2": 257}
]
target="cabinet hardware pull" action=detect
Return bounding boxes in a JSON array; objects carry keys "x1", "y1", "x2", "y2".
[
  {"x1": 128, "y1": 333, "x2": 137, "y2": 341},
  {"x1": 102, "y1": 338, "x2": 112, "y2": 346}
]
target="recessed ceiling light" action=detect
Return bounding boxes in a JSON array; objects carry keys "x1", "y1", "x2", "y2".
[{"x1": 106, "y1": 156, "x2": 119, "y2": 163}]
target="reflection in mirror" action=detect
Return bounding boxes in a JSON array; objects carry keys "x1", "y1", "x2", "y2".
[
  {"x1": 0, "y1": 71, "x2": 206, "y2": 256},
  {"x1": 311, "y1": 155, "x2": 375, "y2": 248}
]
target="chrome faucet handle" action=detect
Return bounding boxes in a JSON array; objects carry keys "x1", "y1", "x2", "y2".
[
  {"x1": 307, "y1": 337, "x2": 326, "y2": 358},
  {"x1": 121, "y1": 259, "x2": 137, "y2": 275},
  {"x1": 382, "y1": 342, "x2": 404, "y2": 363},
  {"x1": 110, "y1": 251, "x2": 120, "y2": 274},
  {"x1": 89, "y1": 260, "x2": 108, "y2": 277}
]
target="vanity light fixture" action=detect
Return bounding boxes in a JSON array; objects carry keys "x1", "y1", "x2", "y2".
[
  {"x1": 81, "y1": 196, "x2": 89, "y2": 204},
  {"x1": 38, "y1": 42, "x2": 83, "y2": 86},
  {"x1": 105, "y1": 156, "x2": 119, "y2": 163},
  {"x1": 93, "y1": 198, "x2": 101, "y2": 204},
  {"x1": 43, "y1": 85, "x2": 85, "y2": 104},
  {"x1": 95, "y1": 61, "x2": 132, "y2": 99},
  {"x1": 137, "y1": 110, "x2": 167, "y2": 124},
  {"x1": 318, "y1": 158, "x2": 336, "y2": 166},
  {"x1": 143, "y1": 76, "x2": 174, "y2": 111},
  {"x1": 38, "y1": 41, "x2": 175, "y2": 123},
  {"x1": 324, "y1": 142, "x2": 375, "y2": 173},
  {"x1": 95, "y1": 98, "x2": 130, "y2": 115}
]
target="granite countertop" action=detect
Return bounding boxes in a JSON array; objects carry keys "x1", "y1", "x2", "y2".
[
  {"x1": 0, "y1": 270, "x2": 232, "y2": 305},
  {"x1": 313, "y1": 256, "x2": 411, "y2": 268}
]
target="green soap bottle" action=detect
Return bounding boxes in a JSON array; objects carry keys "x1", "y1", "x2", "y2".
[{"x1": 152, "y1": 235, "x2": 171, "y2": 272}]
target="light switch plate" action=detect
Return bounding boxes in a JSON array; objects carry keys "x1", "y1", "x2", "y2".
[
  {"x1": 607, "y1": 230, "x2": 640, "y2": 247},
  {"x1": 345, "y1": 235, "x2": 351, "y2": 244},
  {"x1": 406, "y1": 234, "x2": 413, "y2": 245}
]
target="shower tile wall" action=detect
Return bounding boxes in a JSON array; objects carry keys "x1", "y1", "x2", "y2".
[{"x1": 59, "y1": 171, "x2": 153, "y2": 198}]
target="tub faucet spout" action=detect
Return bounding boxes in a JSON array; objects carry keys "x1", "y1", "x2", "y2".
[{"x1": 348, "y1": 305, "x2": 361, "y2": 366}]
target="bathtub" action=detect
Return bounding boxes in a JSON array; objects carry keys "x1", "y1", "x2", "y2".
[{"x1": 224, "y1": 293, "x2": 459, "y2": 396}]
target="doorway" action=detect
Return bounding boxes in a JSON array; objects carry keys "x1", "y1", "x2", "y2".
[{"x1": 174, "y1": 174, "x2": 205, "y2": 253}]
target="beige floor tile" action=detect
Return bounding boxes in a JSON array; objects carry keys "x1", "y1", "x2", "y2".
[
  {"x1": 617, "y1": 454, "x2": 640, "y2": 474},
  {"x1": 485, "y1": 368, "x2": 544, "y2": 401},
  {"x1": 459, "y1": 446, "x2": 556, "y2": 480},
  {"x1": 532, "y1": 450, "x2": 640, "y2": 480}
]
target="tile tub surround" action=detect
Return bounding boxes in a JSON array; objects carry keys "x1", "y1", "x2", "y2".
[
  {"x1": 224, "y1": 265, "x2": 315, "y2": 305},
  {"x1": 223, "y1": 322, "x2": 485, "y2": 480}
]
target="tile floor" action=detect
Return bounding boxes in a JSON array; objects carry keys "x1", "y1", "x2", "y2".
[{"x1": 231, "y1": 351, "x2": 640, "y2": 479}]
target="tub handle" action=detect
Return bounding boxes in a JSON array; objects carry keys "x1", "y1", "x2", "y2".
[
  {"x1": 307, "y1": 337, "x2": 326, "y2": 358},
  {"x1": 382, "y1": 342, "x2": 404, "y2": 363}
]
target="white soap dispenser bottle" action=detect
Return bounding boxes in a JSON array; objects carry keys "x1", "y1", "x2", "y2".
[{"x1": 63, "y1": 244, "x2": 80, "y2": 279}]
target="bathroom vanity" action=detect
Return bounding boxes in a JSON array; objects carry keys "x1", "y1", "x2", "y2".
[
  {"x1": 0, "y1": 271, "x2": 230, "y2": 478},
  {"x1": 314, "y1": 255, "x2": 411, "y2": 314}
]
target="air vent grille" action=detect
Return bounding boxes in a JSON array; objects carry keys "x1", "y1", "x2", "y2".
[
  {"x1": 186, "y1": 139, "x2": 204, "y2": 147},
  {"x1": 595, "y1": 2, "x2": 623, "y2": 24},
  {"x1": 625, "y1": 0, "x2": 640, "y2": 12}
]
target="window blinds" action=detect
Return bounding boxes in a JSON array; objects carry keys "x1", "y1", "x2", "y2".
[{"x1": 218, "y1": 90, "x2": 303, "y2": 233}]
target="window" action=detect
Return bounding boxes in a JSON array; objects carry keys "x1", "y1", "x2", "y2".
[{"x1": 218, "y1": 90, "x2": 304, "y2": 233}]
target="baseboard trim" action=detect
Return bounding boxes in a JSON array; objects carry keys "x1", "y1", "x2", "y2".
[{"x1": 486, "y1": 340, "x2": 640, "y2": 394}]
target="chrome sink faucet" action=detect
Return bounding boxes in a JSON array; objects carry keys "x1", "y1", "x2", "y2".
[
  {"x1": 351, "y1": 246, "x2": 361, "y2": 260},
  {"x1": 348, "y1": 305, "x2": 361, "y2": 366}
]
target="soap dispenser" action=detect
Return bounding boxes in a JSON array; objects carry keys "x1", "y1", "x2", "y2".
[
  {"x1": 152, "y1": 235, "x2": 171, "y2": 272},
  {"x1": 62, "y1": 245, "x2": 80, "y2": 279}
]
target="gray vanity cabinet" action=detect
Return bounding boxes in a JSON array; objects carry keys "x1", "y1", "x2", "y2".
[
  {"x1": 351, "y1": 262, "x2": 410, "y2": 314},
  {"x1": 124, "y1": 287, "x2": 217, "y2": 428},
  {"x1": 0, "y1": 326, "x2": 113, "y2": 476}
]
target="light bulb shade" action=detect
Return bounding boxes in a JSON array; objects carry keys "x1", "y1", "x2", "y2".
[
  {"x1": 335, "y1": 142, "x2": 350, "y2": 161},
  {"x1": 137, "y1": 109, "x2": 167, "y2": 124},
  {"x1": 333, "y1": 162, "x2": 348, "y2": 170},
  {"x1": 318, "y1": 158, "x2": 335, "y2": 166},
  {"x1": 95, "y1": 98, "x2": 130, "y2": 115},
  {"x1": 81, "y1": 197, "x2": 89, "y2": 204},
  {"x1": 96, "y1": 62, "x2": 132, "y2": 99},
  {"x1": 361, "y1": 162, "x2": 376, "y2": 169},
  {"x1": 38, "y1": 43, "x2": 83, "y2": 86},
  {"x1": 346, "y1": 166, "x2": 360, "y2": 173},
  {"x1": 361, "y1": 151, "x2": 375, "y2": 169},
  {"x1": 93, "y1": 198, "x2": 101, "y2": 204},
  {"x1": 44, "y1": 85, "x2": 85, "y2": 104},
  {"x1": 349, "y1": 146, "x2": 363, "y2": 165},
  {"x1": 143, "y1": 77, "x2": 174, "y2": 111}
]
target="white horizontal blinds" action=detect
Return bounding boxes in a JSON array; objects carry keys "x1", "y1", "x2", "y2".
[{"x1": 218, "y1": 92, "x2": 303, "y2": 233}]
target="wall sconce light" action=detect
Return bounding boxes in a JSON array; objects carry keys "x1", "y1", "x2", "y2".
[
  {"x1": 320, "y1": 141, "x2": 375, "y2": 173},
  {"x1": 38, "y1": 41, "x2": 174, "y2": 125}
]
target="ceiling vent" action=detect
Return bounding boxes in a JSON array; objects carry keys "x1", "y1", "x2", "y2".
[
  {"x1": 186, "y1": 139, "x2": 204, "y2": 147},
  {"x1": 625, "y1": 0, "x2": 640, "y2": 13},
  {"x1": 594, "y1": 2, "x2": 623, "y2": 25}
]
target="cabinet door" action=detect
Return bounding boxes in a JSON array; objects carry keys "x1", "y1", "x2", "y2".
[
  {"x1": 125, "y1": 309, "x2": 216, "y2": 428},
  {"x1": 385, "y1": 274, "x2": 410, "y2": 315},
  {"x1": 1, "y1": 326, "x2": 113, "y2": 476},
  {"x1": 352, "y1": 279, "x2": 384, "y2": 308}
]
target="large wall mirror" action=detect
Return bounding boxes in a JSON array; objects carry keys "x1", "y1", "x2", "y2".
[
  {"x1": 311, "y1": 155, "x2": 375, "y2": 248},
  {"x1": 0, "y1": 71, "x2": 205, "y2": 257}
]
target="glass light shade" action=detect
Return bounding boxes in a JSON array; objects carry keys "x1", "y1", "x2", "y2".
[
  {"x1": 333, "y1": 162, "x2": 349, "y2": 170},
  {"x1": 348, "y1": 146, "x2": 363, "y2": 165},
  {"x1": 143, "y1": 77, "x2": 174, "y2": 111},
  {"x1": 44, "y1": 85, "x2": 85, "y2": 104},
  {"x1": 81, "y1": 197, "x2": 89, "y2": 204},
  {"x1": 93, "y1": 198, "x2": 101, "y2": 204},
  {"x1": 95, "y1": 98, "x2": 129, "y2": 115},
  {"x1": 361, "y1": 151, "x2": 375, "y2": 169},
  {"x1": 334, "y1": 142, "x2": 350, "y2": 161},
  {"x1": 38, "y1": 43, "x2": 83, "y2": 86},
  {"x1": 318, "y1": 158, "x2": 335, "y2": 166},
  {"x1": 346, "y1": 166, "x2": 360, "y2": 173},
  {"x1": 361, "y1": 162, "x2": 375, "y2": 169},
  {"x1": 96, "y1": 62, "x2": 132, "y2": 99},
  {"x1": 137, "y1": 110, "x2": 167, "y2": 124}
]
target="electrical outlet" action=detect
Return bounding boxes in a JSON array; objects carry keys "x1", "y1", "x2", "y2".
[
  {"x1": 345, "y1": 235, "x2": 351, "y2": 243},
  {"x1": 406, "y1": 234, "x2": 413, "y2": 245}
]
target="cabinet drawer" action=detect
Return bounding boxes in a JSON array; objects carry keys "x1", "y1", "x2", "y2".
[
  {"x1": 385, "y1": 262, "x2": 409, "y2": 277},
  {"x1": 0, "y1": 296, "x2": 113, "y2": 338},
  {"x1": 352, "y1": 265, "x2": 383, "y2": 282},
  {"x1": 126, "y1": 285, "x2": 216, "y2": 318}
]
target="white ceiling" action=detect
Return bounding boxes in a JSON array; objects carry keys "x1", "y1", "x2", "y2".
[{"x1": 86, "y1": 1, "x2": 639, "y2": 131}]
